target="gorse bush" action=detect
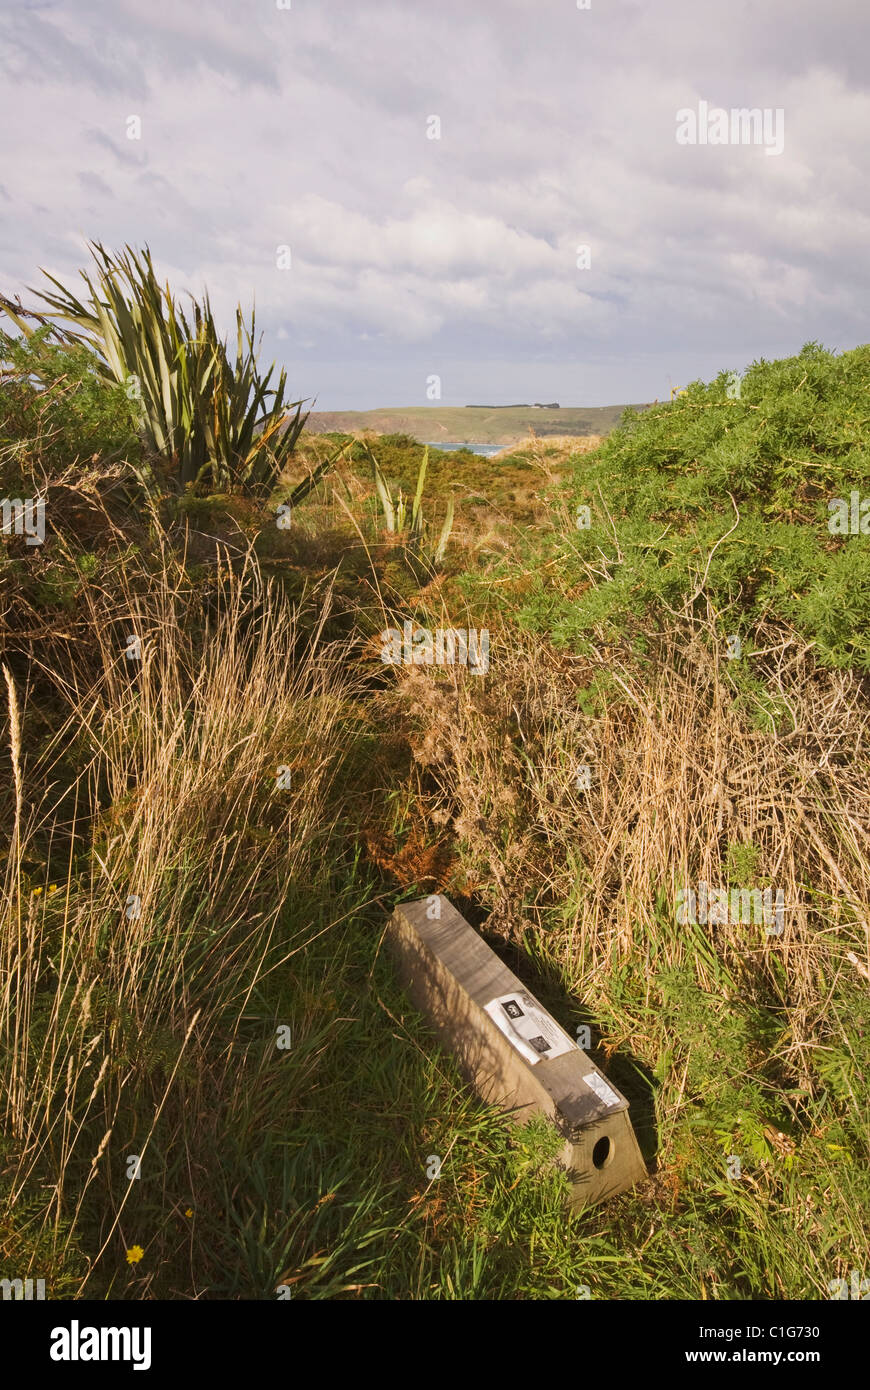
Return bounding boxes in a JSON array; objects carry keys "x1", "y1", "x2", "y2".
[
  {"x1": 590, "y1": 342, "x2": 870, "y2": 514},
  {"x1": 0, "y1": 326, "x2": 141, "y2": 481},
  {"x1": 538, "y1": 341, "x2": 870, "y2": 670},
  {"x1": 1, "y1": 243, "x2": 309, "y2": 497}
]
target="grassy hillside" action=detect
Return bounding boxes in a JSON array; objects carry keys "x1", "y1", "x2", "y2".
[
  {"x1": 305, "y1": 402, "x2": 643, "y2": 444},
  {"x1": 1, "y1": 261, "x2": 867, "y2": 1302}
]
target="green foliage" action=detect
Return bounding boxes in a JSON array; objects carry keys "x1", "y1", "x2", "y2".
[
  {"x1": 502, "y1": 343, "x2": 870, "y2": 671},
  {"x1": 2, "y1": 243, "x2": 311, "y2": 497},
  {"x1": 725, "y1": 840, "x2": 761, "y2": 885},
  {"x1": 656, "y1": 964, "x2": 784, "y2": 1125},
  {"x1": 363, "y1": 440, "x2": 455, "y2": 568},
  {"x1": 809, "y1": 981, "x2": 868, "y2": 1125},
  {"x1": 0, "y1": 326, "x2": 140, "y2": 475}
]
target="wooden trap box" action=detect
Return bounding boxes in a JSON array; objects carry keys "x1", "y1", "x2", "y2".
[{"x1": 387, "y1": 895, "x2": 647, "y2": 1208}]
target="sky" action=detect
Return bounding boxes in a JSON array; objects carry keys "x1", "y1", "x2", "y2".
[{"x1": 1, "y1": 0, "x2": 867, "y2": 411}]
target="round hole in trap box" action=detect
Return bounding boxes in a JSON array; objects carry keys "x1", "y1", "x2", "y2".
[{"x1": 592, "y1": 1136, "x2": 613, "y2": 1169}]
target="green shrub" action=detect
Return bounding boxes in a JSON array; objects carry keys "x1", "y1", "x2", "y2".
[
  {"x1": 0, "y1": 326, "x2": 140, "y2": 476},
  {"x1": 509, "y1": 341, "x2": 870, "y2": 671}
]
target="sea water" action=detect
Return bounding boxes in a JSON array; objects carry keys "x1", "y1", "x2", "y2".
[{"x1": 425, "y1": 442, "x2": 505, "y2": 456}]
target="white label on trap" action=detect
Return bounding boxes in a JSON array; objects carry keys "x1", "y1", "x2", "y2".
[
  {"x1": 583, "y1": 1071, "x2": 621, "y2": 1108},
  {"x1": 483, "y1": 991, "x2": 577, "y2": 1066}
]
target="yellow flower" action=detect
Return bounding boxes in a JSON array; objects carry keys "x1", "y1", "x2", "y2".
[
  {"x1": 126, "y1": 1245, "x2": 144, "y2": 1265},
  {"x1": 48, "y1": 884, "x2": 59, "y2": 894},
  {"x1": 184, "y1": 1208, "x2": 193, "y2": 1218},
  {"x1": 32, "y1": 886, "x2": 43, "y2": 896}
]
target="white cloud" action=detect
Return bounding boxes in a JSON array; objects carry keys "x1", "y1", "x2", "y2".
[{"x1": 0, "y1": 0, "x2": 866, "y2": 407}]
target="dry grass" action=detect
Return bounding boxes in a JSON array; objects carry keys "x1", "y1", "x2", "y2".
[
  {"x1": 387, "y1": 617, "x2": 869, "y2": 994},
  {"x1": 491, "y1": 433, "x2": 603, "y2": 464},
  {"x1": 377, "y1": 612, "x2": 869, "y2": 1292},
  {"x1": 0, "y1": 540, "x2": 367, "y2": 1293}
]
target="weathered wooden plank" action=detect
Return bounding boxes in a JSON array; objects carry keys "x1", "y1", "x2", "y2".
[{"x1": 387, "y1": 894, "x2": 648, "y2": 1209}]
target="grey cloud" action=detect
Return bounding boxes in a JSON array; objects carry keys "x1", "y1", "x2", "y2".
[
  {"x1": 78, "y1": 171, "x2": 114, "y2": 199},
  {"x1": 0, "y1": 0, "x2": 867, "y2": 409},
  {"x1": 84, "y1": 129, "x2": 146, "y2": 167}
]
